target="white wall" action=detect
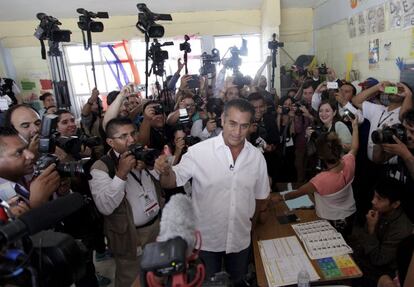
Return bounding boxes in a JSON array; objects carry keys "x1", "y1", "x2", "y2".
[
  {"x1": 314, "y1": 1, "x2": 412, "y2": 83},
  {"x1": 280, "y1": 8, "x2": 313, "y2": 67}
]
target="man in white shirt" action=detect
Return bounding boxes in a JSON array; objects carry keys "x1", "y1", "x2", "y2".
[
  {"x1": 89, "y1": 117, "x2": 161, "y2": 287},
  {"x1": 155, "y1": 98, "x2": 270, "y2": 283}
]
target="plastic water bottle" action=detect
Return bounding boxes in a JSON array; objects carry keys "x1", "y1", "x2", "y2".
[{"x1": 297, "y1": 269, "x2": 310, "y2": 287}]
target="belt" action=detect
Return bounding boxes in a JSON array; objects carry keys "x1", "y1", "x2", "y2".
[{"x1": 136, "y1": 212, "x2": 160, "y2": 229}]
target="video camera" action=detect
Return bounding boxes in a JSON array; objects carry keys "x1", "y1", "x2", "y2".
[
  {"x1": 77, "y1": 8, "x2": 109, "y2": 33},
  {"x1": 57, "y1": 134, "x2": 102, "y2": 160},
  {"x1": 206, "y1": 98, "x2": 224, "y2": 128},
  {"x1": 136, "y1": 3, "x2": 172, "y2": 38},
  {"x1": 128, "y1": 144, "x2": 160, "y2": 167},
  {"x1": 34, "y1": 13, "x2": 71, "y2": 43},
  {"x1": 372, "y1": 123, "x2": 407, "y2": 144},
  {"x1": 0, "y1": 193, "x2": 87, "y2": 287},
  {"x1": 149, "y1": 39, "x2": 174, "y2": 77},
  {"x1": 34, "y1": 114, "x2": 86, "y2": 177},
  {"x1": 180, "y1": 35, "x2": 191, "y2": 53},
  {"x1": 200, "y1": 48, "x2": 220, "y2": 76}
]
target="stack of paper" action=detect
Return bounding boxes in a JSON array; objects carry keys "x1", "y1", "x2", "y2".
[
  {"x1": 258, "y1": 236, "x2": 320, "y2": 286},
  {"x1": 292, "y1": 220, "x2": 353, "y2": 259}
]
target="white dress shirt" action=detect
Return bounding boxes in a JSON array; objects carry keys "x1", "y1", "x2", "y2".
[
  {"x1": 362, "y1": 102, "x2": 401, "y2": 161},
  {"x1": 172, "y1": 133, "x2": 270, "y2": 253},
  {"x1": 89, "y1": 154, "x2": 160, "y2": 226}
]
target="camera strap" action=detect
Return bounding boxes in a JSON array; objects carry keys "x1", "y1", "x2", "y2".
[{"x1": 377, "y1": 110, "x2": 394, "y2": 128}]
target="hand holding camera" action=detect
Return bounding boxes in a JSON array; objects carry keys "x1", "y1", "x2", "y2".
[
  {"x1": 396, "y1": 82, "x2": 412, "y2": 98},
  {"x1": 179, "y1": 75, "x2": 192, "y2": 90},
  {"x1": 305, "y1": 126, "x2": 314, "y2": 139},
  {"x1": 89, "y1": 87, "x2": 100, "y2": 103},
  {"x1": 116, "y1": 151, "x2": 137, "y2": 180},
  {"x1": 120, "y1": 83, "x2": 134, "y2": 97},
  {"x1": 382, "y1": 135, "x2": 412, "y2": 159},
  {"x1": 154, "y1": 154, "x2": 173, "y2": 176},
  {"x1": 30, "y1": 163, "x2": 61, "y2": 208}
]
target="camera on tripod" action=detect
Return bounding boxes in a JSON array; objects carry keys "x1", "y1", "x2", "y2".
[
  {"x1": 180, "y1": 35, "x2": 191, "y2": 53},
  {"x1": 149, "y1": 39, "x2": 174, "y2": 77},
  {"x1": 200, "y1": 48, "x2": 221, "y2": 76},
  {"x1": 136, "y1": 3, "x2": 172, "y2": 38},
  {"x1": 34, "y1": 13, "x2": 71, "y2": 43},
  {"x1": 268, "y1": 33, "x2": 284, "y2": 51},
  {"x1": 77, "y1": 8, "x2": 109, "y2": 33}
]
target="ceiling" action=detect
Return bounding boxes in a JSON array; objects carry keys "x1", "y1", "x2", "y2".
[{"x1": 0, "y1": 0, "x2": 328, "y2": 22}]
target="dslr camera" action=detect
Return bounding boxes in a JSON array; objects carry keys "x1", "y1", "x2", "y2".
[
  {"x1": 128, "y1": 144, "x2": 160, "y2": 167},
  {"x1": 153, "y1": 104, "x2": 164, "y2": 115},
  {"x1": 34, "y1": 114, "x2": 85, "y2": 177},
  {"x1": 371, "y1": 123, "x2": 406, "y2": 144},
  {"x1": 318, "y1": 63, "x2": 328, "y2": 75}
]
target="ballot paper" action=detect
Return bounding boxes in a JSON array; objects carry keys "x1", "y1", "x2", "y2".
[
  {"x1": 292, "y1": 220, "x2": 353, "y2": 259},
  {"x1": 258, "y1": 236, "x2": 320, "y2": 286},
  {"x1": 280, "y1": 190, "x2": 314, "y2": 210}
]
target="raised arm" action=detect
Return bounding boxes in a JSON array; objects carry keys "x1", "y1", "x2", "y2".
[{"x1": 103, "y1": 84, "x2": 133, "y2": 130}]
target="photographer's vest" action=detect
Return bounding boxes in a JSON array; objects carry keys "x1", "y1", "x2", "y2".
[
  {"x1": 0, "y1": 78, "x2": 18, "y2": 106},
  {"x1": 91, "y1": 151, "x2": 163, "y2": 260}
]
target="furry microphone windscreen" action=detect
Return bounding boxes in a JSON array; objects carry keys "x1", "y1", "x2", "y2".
[{"x1": 157, "y1": 194, "x2": 196, "y2": 255}]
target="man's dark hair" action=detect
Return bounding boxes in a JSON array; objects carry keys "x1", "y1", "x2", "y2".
[
  {"x1": 206, "y1": 98, "x2": 224, "y2": 115},
  {"x1": 106, "y1": 118, "x2": 135, "y2": 139},
  {"x1": 247, "y1": 92, "x2": 264, "y2": 102},
  {"x1": 4, "y1": 104, "x2": 40, "y2": 130},
  {"x1": 302, "y1": 81, "x2": 314, "y2": 90},
  {"x1": 341, "y1": 81, "x2": 357, "y2": 96},
  {"x1": 39, "y1": 92, "x2": 53, "y2": 102},
  {"x1": 402, "y1": 109, "x2": 414, "y2": 125},
  {"x1": 375, "y1": 177, "x2": 404, "y2": 203},
  {"x1": 107, "y1": 90, "x2": 121, "y2": 106},
  {"x1": 223, "y1": 98, "x2": 255, "y2": 121},
  {"x1": 143, "y1": 100, "x2": 162, "y2": 111},
  {"x1": 0, "y1": 127, "x2": 18, "y2": 155},
  {"x1": 54, "y1": 109, "x2": 72, "y2": 122}
]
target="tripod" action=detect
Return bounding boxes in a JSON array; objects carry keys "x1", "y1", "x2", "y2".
[{"x1": 47, "y1": 41, "x2": 71, "y2": 109}]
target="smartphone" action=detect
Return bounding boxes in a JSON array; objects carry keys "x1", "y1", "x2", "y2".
[
  {"x1": 277, "y1": 214, "x2": 299, "y2": 224},
  {"x1": 187, "y1": 74, "x2": 200, "y2": 89},
  {"x1": 343, "y1": 109, "x2": 356, "y2": 120},
  {"x1": 134, "y1": 84, "x2": 146, "y2": 92},
  {"x1": 384, "y1": 86, "x2": 398, "y2": 94},
  {"x1": 327, "y1": 81, "x2": 339, "y2": 89}
]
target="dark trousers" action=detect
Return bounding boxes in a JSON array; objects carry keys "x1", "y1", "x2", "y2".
[{"x1": 199, "y1": 246, "x2": 250, "y2": 284}]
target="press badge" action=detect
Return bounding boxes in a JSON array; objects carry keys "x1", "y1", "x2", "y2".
[{"x1": 143, "y1": 193, "x2": 159, "y2": 217}]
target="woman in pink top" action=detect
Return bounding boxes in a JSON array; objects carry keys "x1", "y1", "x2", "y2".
[{"x1": 274, "y1": 118, "x2": 359, "y2": 236}]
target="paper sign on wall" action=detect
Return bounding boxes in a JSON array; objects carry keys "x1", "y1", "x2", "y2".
[
  {"x1": 369, "y1": 39, "x2": 380, "y2": 69},
  {"x1": 389, "y1": 0, "x2": 403, "y2": 29}
]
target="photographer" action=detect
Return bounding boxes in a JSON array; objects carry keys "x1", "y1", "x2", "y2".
[
  {"x1": 89, "y1": 118, "x2": 162, "y2": 287},
  {"x1": 4, "y1": 104, "x2": 41, "y2": 157},
  {"x1": 274, "y1": 96, "x2": 297, "y2": 185},
  {"x1": 274, "y1": 117, "x2": 359, "y2": 237},
  {"x1": 193, "y1": 97, "x2": 223, "y2": 141},
  {"x1": 372, "y1": 109, "x2": 414, "y2": 221},
  {"x1": 0, "y1": 127, "x2": 60, "y2": 212},
  {"x1": 137, "y1": 100, "x2": 174, "y2": 151}
]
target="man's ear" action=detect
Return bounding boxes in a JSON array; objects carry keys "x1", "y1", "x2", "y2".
[
  {"x1": 106, "y1": 138, "x2": 114, "y2": 149},
  {"x1": 391, "y1": 200, "x2": 401, "y2": 210}
]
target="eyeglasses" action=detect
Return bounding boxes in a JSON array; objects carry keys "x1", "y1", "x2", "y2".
[{"x1": 111, "y1": 130, "x2": 138, "y2": 141}]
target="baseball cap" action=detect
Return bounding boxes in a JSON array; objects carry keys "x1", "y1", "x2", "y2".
[{"x1": 358, "y1": 77, "x2": 379, "y2": 89}]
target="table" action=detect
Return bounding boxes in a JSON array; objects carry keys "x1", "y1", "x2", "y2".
[{"x1": 252, "y1": 195, "x2": 363, "y2": 286}]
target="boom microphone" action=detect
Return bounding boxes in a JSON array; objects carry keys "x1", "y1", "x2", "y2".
[
  {"x1": 0, "y1": 193, "x2": 85, "y2": 247},
  {"x1": 157, "y1": 194, "x2": 196, "y2": 255}
]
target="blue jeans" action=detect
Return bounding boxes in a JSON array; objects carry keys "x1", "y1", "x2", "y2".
[{"x1": 199, "y1": 246, "x2": 250, "y2": 283}]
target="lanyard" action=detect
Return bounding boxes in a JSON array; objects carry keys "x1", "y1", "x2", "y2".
[{"x1": 377, "y1": 110, "x2": 394, "y2": 128}]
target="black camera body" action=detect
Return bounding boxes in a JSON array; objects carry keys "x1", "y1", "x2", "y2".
[
  {"x1": 141, "y1": 237, "x2": 187, "y2": 276},
  {"x1": 128, "y1": 144, "x2": 160, "y2": 167},
  {"x1": 200, "y1": 49, "x2": 220, "y2": 76},
  {"x1": 34, "y1": 13, "x2": 72, "y2": 42},
  {"x1": 312, "y1": 124, "x2": 328, "y2": 139},
  {"x1": 136, "y1": 3, "x2": 172, "y2": 38},
  {"x1": 149, "y1": 40, "x2": 174, "y2": 76},
  {"x1": 282, "y1": 106, "x2": 290, "y2": 115},
  {"x1": 179, "y1": 35, "x2": 191, "y2": 53},
  {"x1": 77, "y1": 9, "x2": 108, "y2": 33},
  {"x1": 153, "y1": 104, "x2": 164, "y2": 115},
  {"x1": 318, "y1": 63, "x2": 328, "y2": 75},
  {"x1": 34, "y1": 154, "x2": 86, "y2": 177},
  {"x1": 184, "y1": 135, "x2": 201, "y2": 147},
  {"x1": 372, "y1": 123, "x2": 407, "y2": 144}
]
